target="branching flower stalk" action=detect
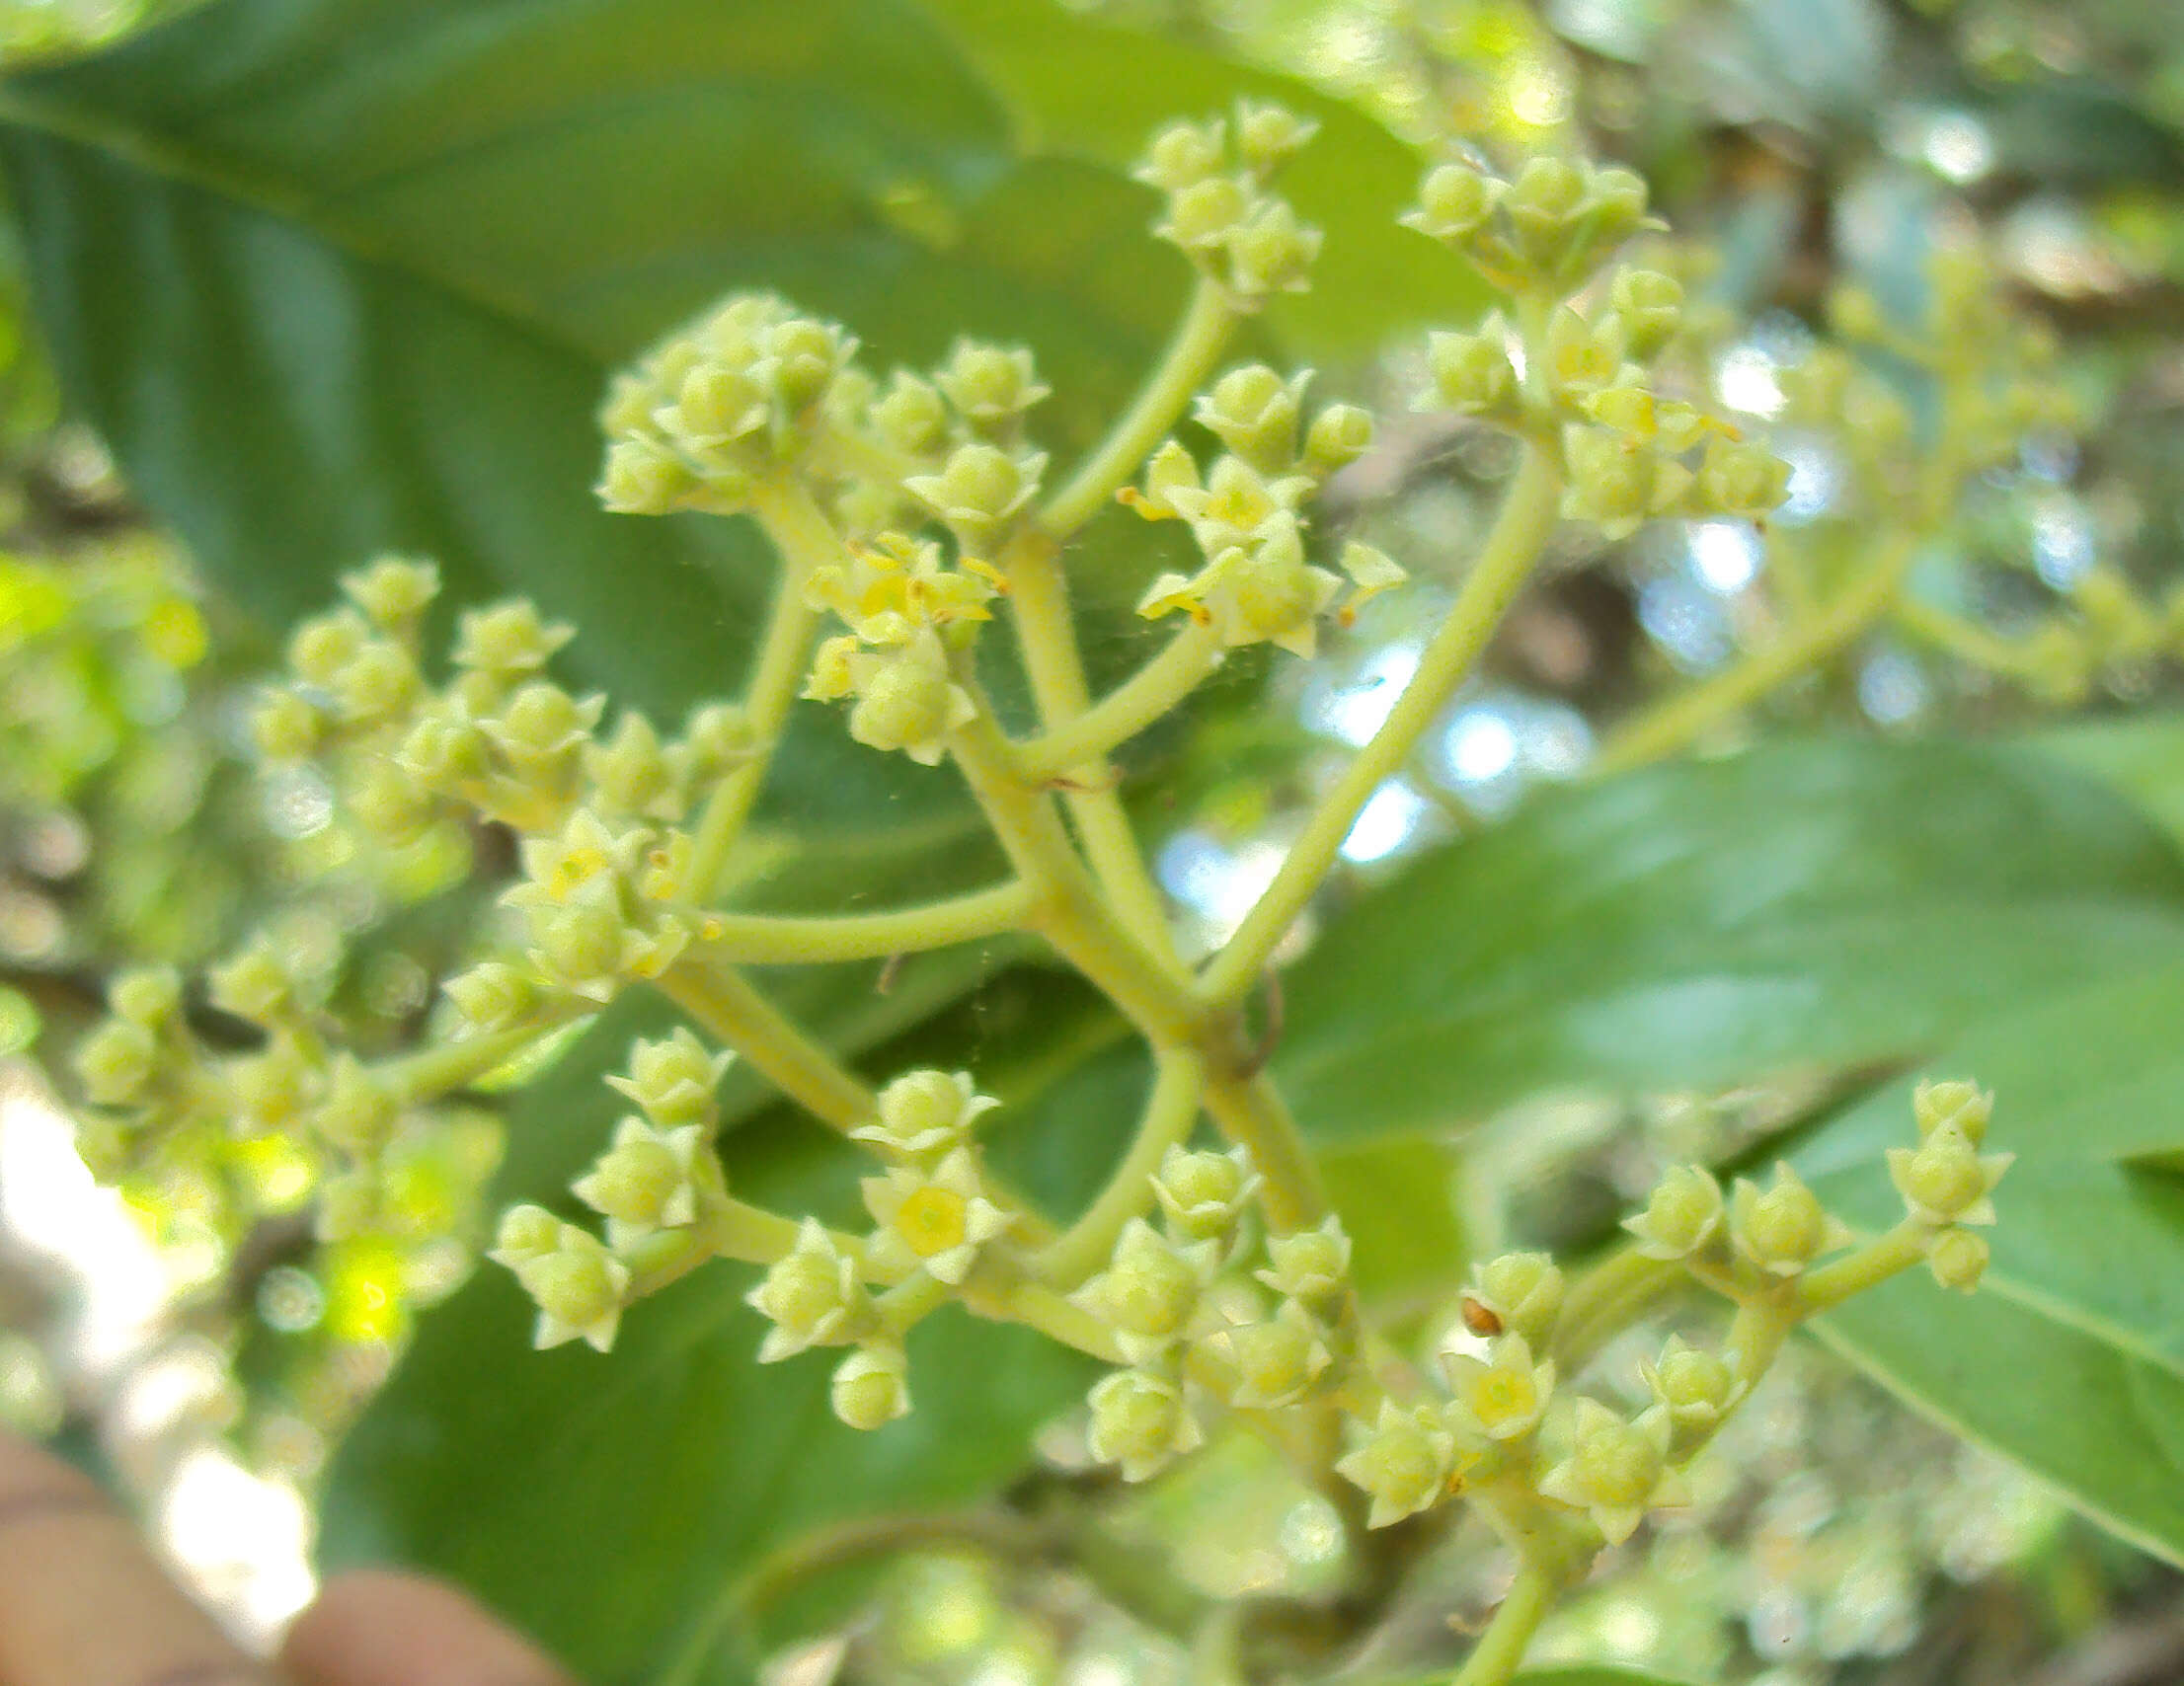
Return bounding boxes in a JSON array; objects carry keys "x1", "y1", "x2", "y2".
[{"x1": 66, "y1": 106, "x2": 2024, "y2": 1685}]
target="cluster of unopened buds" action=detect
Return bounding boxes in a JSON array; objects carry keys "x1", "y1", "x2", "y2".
[{"x1": 61, "y1": 99, "x2": 2024, "y2": 1647}]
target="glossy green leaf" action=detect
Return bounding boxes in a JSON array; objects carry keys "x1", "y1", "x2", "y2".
[
  {"x1": 1792, "y1": 963, "x2": 2184, "y2": 1565},
  {"x1": 916, "y1": 0, "x2": 1484, "y2": 357},
  {"x1": 2026, "y1": 713, "x2": 2184, "y2": 847},
  {"x1": 1274, "y1": 740, "x2": 2184, "y2": 1146},
  {"x1": 323, "y1": 998, "x2": 1095, "y2": 1686}
]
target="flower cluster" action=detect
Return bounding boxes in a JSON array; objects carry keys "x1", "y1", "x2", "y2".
[
  {"x1": 1077, "y1": 1144, "x2": 1368, "y2": 1484},
  {"x1": 1336, "y1": 1083, "x2": 2002, "y2": 1553},
  {"x1": 1136, "y1": 102, "x2": 1324, "y2": 307}
]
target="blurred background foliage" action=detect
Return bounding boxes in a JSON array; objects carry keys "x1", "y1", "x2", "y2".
[{"x1": 0, "y1": 0, "x2": 2182, "y2": 1683}]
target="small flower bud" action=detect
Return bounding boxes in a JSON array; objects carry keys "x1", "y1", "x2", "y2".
[
  {"x1": 1913, "y1": 1079, "x2": 1992, "y2": 1145},
  {"x1": 1887, "y1": 1124, "x2": 2010, "y2": 1229},
  {"x1": 748, "y1": 1219, "x2": 869, "y2": 1362},
  {"x1": 1073, "y1": 1218, "x2": 1217, "y2": 1362},
  {"x1": 251, "y1": 689, "x2": 323, "y2": 762},
  {"x1": 1607, "y1": 268, "x2": 1683, "y2": 359},
  {"x1": 1150, "y1": 1144, "x2": 1260, "y2": 1240},
  {"x1": 395, "y1": 710, "x2": 489, "y2": 795},
  {"x1": 442, "y1": 961, "x2": 537, "y2": 1034},
  {"x1": 1464, "y1": 1251, "x2": 1564, "y2": 1348},
  {"x1": 1086, "y1": 1367, "x2": 1204, "y2": 1481},
  {"x1": 1303, "y1": 404, "x2": 1373, "y2": 476},
  {"x1": 1561, "y1": 425, "x2": 1690, "y2": 541},
  {"x1": 605, "y1": 1028, "x2": 731, "y2": 1127},
  {"x1": 853, "y1": 1068, "x2": 998, "y2": 1161},
  {"x1": 1212, "y1": 1302, "x2": 1332, "y2": 1409},
  {"x1": 935, "y1": 342, "x2": 1048, "y2": 431},
  {"x1": 1233, "y1": 100, "x2": 1317, "y2": 174},
  {"x1": 287, "y1": 609, "x2": 369, "y2": 686},
  {"x1": 1583, "y1": 167, "x2": 1650, "y2": 246},
  {"x1": 585, "y1": 712, "x2": 679, "y2": 819},
  {"x1": 1536, "y1": 1399, "x2": 1685, "y2": 1545},
  {"x1": 1403, "y1": 162, "x2": 1503, "y2": 243},
  {"x1": 110, "y1": 965, "x2": 183, "y2": 1030},
  {"x1": 1926, "y1": 1226, "x2": 1989, "y2": 1293},
  {"x1": 1425, "y1": 326, "x2": 1517, "y2": 417},
  {"x1": 847, "y1": 649, "x2": 974, "y2": 765},
  {"x1": 574, "y1": 1116, "x2": 707, "y2": 1240},
  {"x1": 1730, "y1": 1164, "x2": 1848, "y2": 1276},
  {"x1": 453, "y1": 600, "x2": 575, "y2": 679},
  {"x1": 327, "y1": 638, "x2": 421, "y2": 725},
  {"x1": 669, "y1": 360, "x2": 769, "y2": 445},
  {"x1": 1159, "y1": 175, "x2": 1252, "y2": 251},
  {"x1": 488, "y1": 1203, "x2": 563, "y2": 1268},
  {"x1": 1336, "y1": 1399, "x2": 1461, "y2": 1527},
  {"x1": 536, "y1": 895, "x2": 631, "y2": 986},
  {"x1": 901, "y1": 443, "x2": 1043, "y2": 555},
  {"x1": 1256, "y1": 1216, "x2": 1353, "y2": 1306},
  {"x1": 1195, "y1": 364, "x2": 1307, "y2": 474},
  {"x1": 1623, "y1": 1165, "x2": 1725, "y2": 1261},
  {"x1": 346, "y1": 758, "x2": 435, "y2": 847},
  {"x1": 515, "y1": 1224, "x2": 630, "y2": 1353},
  {"x1": 73, "y1": 1018, "x2": 158, "y2": 1108},
  {"x1": 1224, "y1": 198, "x2": 1322, "y2": 299},
  {"x1": 598, "y1": 437, "x2": 698, "y2": 514},
  {"x1": 207, "y1": 940, "x2": 294, "y2": 1026},
  {"x1": 769, "y1": 317, "x2": 853, "y2": 413},
  {"x1": 831, "y1": 1344, "x2": 911, "y2": 1430},
  {"x1": 487, "y1": 681, "x2": 604, "y2": 769},
  {"x1": 1695, "y1": 435, "x2": 1793, "y2": 520},
  {"x1": 1505, "y1": 157, "x2": 1588, "y2": 263},
  {"x1": 677, "y1": 702, "x2": 755, "y2": 781},
  {"x1": 1135, "y1": 118, "x2": 1226, "y2": 192},
  {"x1": 1641, "y1": 1336, "x2": 1745, "y2": 1445},
  {"x1": 871, "y1": 372, "x2": 950, "y2": 457},
  {"x1": 1222, "y1": 537, "x2": 1342, "y2": 656},
  {"x1": 342, "y1": 557, "x2": 440, "y2": 633}
]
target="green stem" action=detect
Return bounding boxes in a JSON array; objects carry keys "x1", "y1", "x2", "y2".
[
  {"x1": 1450, "y1": 1562, "x2": 1557, "y2": 1686},
  {"x1": 684, "y1": 482, "x2": 833, "y2": 897},
  {"x1": 378, "y1": 1004, "x2": 590, "y2": 1105},
  {"x1": 964, "y1": 1278, "x2": 1128, "y2": 1364},
  {"x1": 1036, "y1": 1046, "x2": 1207, "y2": 1285},
  {"x1": 950, "y1": 705, "x2": 1209, "y2": 1048},
  {"x1": 1001, "y1": 527, "x2": 1187, "y2": 963},
  {"x1": 694, "y1": 881, "x2": 1033, "y2": 964},
  {"x1": 1890, "y1": 594, "x2": 2044, "y2": 680},
  {"x1": 1038, "y1": 278, "x2": 1237, "y2": 540},
  {"x1": 1201, "y1": 1067, "x2": 1328, "y2": 1233},
  {"x1": 1011, "y1": 619, "x2": 1223, "y2": 782},
  {"x1": 1201, "y1": 442, "x2": 1563, "y2": 1008},
  {"x1": 1551, "y1": 1246, "x2": 1684, "y2": 1372},
  {"x1": 657, "y1": 954, "x2": 874, "y2": 1130},
  {"x1": 1594, "y1": 535, "x2": 1915, "y2": 775},
  {"x1": 1797, "y1": 1221, "x2": 1929, "y2": 1315}
]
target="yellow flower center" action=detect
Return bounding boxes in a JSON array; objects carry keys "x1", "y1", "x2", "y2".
[
  {"x1": 1472, "y1": 1366, "x2": 1536, "y2": 1429},
  {"x1": 896, "y1": 1186, "x2": 970, "y2": 1258},
  {"x1": 553, "y1": 846, "x2": 609, "y2": 897}
]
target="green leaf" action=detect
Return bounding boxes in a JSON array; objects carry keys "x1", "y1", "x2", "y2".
[
  {"x1": 323, "y1": 999, "x2": 1094, "y2": 1686},
  {"x1": 2025, "y1": 713, "x2": 2184, "y2": 847},
  {"x1": 913, "y1": 0, "x2": 1485, "y2": 356},
  {"x1": 1273, "y1": 739, "x2": 2184, "y2": 1147},
  {"x1": 1792, "y1": 963, "x2": 2184, "y2": 1566}
]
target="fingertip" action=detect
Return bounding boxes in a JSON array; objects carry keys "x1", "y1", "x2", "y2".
[{"x1": 282, "y1": 1569, "x2": 574, "y2": 1686}]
